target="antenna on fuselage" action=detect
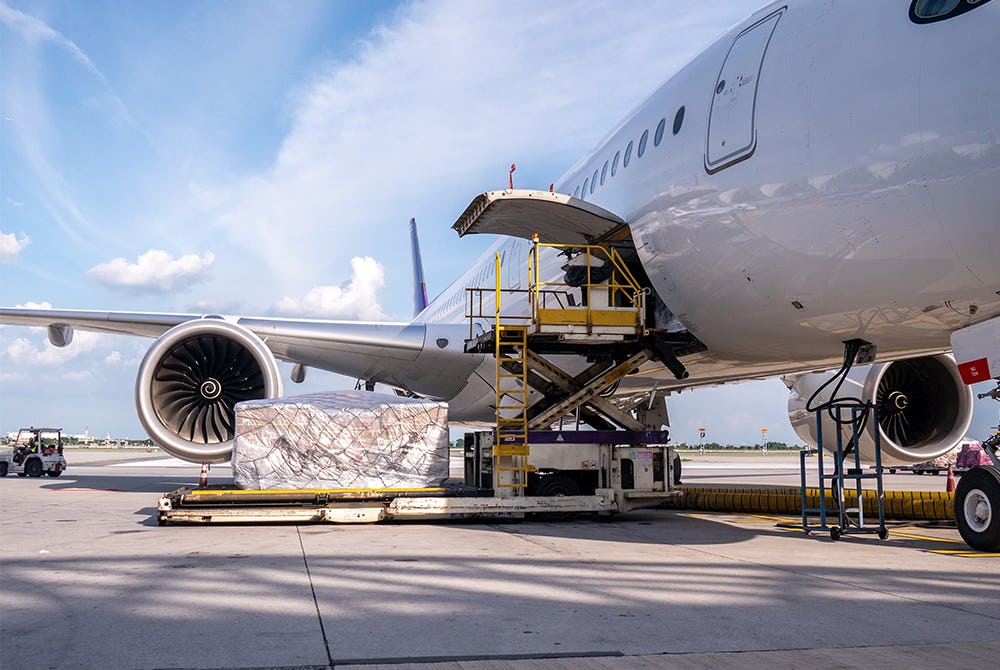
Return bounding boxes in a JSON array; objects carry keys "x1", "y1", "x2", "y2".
[{"x1": 409, "y1": 218, "x2": 429, "y2": 317}]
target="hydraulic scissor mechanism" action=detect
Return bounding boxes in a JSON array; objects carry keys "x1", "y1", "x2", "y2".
[{"x1": 466, "y1": 238, "x2": 697, "y2": 491}]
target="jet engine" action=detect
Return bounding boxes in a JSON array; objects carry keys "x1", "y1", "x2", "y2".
[
  {"x1": 135, "y1": 319, "x2": 282, "y2": 463},
  {"x1": 787, "y1": 354, "x2": 973, "y2": 465}
]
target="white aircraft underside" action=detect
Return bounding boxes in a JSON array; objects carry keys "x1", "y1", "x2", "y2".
[{"x1": 2, "y1": 0, "x2": 998, "y2": 465}]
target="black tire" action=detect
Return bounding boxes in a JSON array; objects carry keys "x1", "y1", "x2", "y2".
[
  {"x1": 0, "y1": 461, "x2": 7, "y2": 477},
  {"x1": 830, "y1": 527, "x2": 842, "y2": 541},
  {"x1": 536, "y1": 474, "x2": 580, "y2": 497},
  {"x1": 25, "y1": 459, "x2": 43, "y2": 478},
  {"x1": 17, "y1": 472, "x2": 27, "y2": 477},
  {"x1": 673, "y1": 454, "x2": 682, "y2": 485},
  {"x1": 930, "y1": 470, "x2": 940, "y2": 476},
  {"x1": 534, "y1": 474, "x2": 580, "y2": 521},
  {"x1": 46, "y1": 470, "x2": 63, "y2": 478},
  {"x1": 954, "y1": 465, "x2": 1000, "y2": 552}
]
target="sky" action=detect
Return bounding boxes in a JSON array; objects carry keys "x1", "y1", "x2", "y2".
[{"x1": 1, "y1": 0, "x2": 997, "y2": 446}]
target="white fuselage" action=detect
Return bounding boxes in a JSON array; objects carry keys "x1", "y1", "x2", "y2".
[{"x1": 409, "y1": 1, "x2": 1000, "y2": 422}]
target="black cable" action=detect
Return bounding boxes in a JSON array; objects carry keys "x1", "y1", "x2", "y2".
[{"x1": 805, "y1": 340, "x2": 874, "y2": 456}]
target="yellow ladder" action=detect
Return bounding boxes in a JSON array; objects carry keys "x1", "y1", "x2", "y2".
[
  {"x1": 494, "y1": 324, "x2": 532, "y2": 490},
  {"x1": 493, "y1": 249, "x2": 533, "y2": 491}
]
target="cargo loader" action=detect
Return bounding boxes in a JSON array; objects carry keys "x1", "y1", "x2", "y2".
[{"x1": 156, "y1": 430, "x2": 680, "y2": 525}]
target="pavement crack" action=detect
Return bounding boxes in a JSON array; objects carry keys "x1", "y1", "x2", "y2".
[{"x1": 297, "y1": 526, "x2": 335, "y2": 668}]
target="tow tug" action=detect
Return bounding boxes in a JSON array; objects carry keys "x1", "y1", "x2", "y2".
[{"x1": 0, "y1": 427, "x2": 68, "y2": 478}]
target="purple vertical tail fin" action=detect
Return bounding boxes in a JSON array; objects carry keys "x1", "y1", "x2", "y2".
[{"x1": 410, "y1": 218, "x2": 429, "y2": 317}]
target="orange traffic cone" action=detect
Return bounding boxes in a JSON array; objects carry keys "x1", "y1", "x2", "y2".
[
  {"x1": 198, "y1": 462, "x2": 209, "y2": 487},
  {"x1": 946, "y1": 465, "x2": 955, "y2": 493}
]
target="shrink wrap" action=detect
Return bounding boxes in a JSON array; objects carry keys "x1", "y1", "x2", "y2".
[{"x1": 232, "y1": 391, "x2": 449, "y2": 490}]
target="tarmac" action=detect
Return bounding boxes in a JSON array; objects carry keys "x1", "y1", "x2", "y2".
[{"x1": 1, "y1": 450, "x2": 998, "y2": 670}]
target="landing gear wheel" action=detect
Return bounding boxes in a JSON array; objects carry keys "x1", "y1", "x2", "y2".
[
  {"x1": 830, "y1": 526, "x2": 842, "y2": 541},
  {"x1": 954, "y1": 465, "x2": 1000, "y2": 552},
  {"x1": 25, "y1": 459, "x2": 43, "y2": 478}
]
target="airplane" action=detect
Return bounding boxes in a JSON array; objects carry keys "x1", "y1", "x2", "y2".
[{"x1": 2, "y1": 1, "x2": 999, "y2": 538}]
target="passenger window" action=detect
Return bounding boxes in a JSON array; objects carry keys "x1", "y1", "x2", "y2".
[
  {"x1": 910, "y1": 0, "x2": 992, "y2": 23},
  {"x1": 581, "y1": 178, "x2": 589, "y2": 199},
  {"x1": 623, "y1": 140, "x2": 633, "y2": 167},
  {"x1": 600, "y1": 160, "x2": 608, "y2": 185},
  {"x1": 673, "y1": 105, "x2": 685, "y2": 135},
  {"x1": 590, "y1": 169, "x2": 598, "y2": 193},
  {"x1": 638, "y1": 129, "x2": 649, "y2": 158},
  {"x1": 573, "y1": 186, "x2": 580, "y2": 198},
  {"x1": 611, "y1": 150, "x2": 620, "y2": 177},
  {"x1": 654, "y1": 118, "x2": 666, "y2": 146}
]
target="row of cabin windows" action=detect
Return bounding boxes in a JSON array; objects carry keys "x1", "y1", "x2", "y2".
[
  {"x1": 440, "y1": 249, "x2": 508, "y2": 313},
  {"x1": 573, "y1": 104, "x2": 685, "y2": 200}
]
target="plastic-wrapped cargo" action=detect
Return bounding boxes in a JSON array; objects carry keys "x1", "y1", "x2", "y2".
[{"x1": 232, "y1": 391, "x2": 449, "y2": 490}]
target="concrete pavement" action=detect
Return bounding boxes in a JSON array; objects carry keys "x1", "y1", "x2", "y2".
[{"x1": 1, "y1": 451, "x2": 997, "y2": 669}]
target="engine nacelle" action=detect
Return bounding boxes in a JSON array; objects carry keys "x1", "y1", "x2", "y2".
[
  {"x1": 787, "y1": 354, "x2": 973, "y2": 465},
  {"x1": 135, "y1": 319, "x2": 282, "y2": 463}
]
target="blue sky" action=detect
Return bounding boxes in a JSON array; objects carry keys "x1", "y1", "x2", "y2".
[{"x1": 1, "y1": 0, "x2": 997, "y2": 445}]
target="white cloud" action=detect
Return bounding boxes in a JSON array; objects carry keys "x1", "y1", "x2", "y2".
[
  {"x1": 273, "y1": 256, "x2": 386, "y2": 320},
  {"x1": 88, "y1": 249, "x2": 215, "y2": 292},
  {"x1": 104, "y1": 351, "x2": 122, "y2": 365},
  {"x1": 208, "y1": 1, "x2": 750, "y2": 290},
  {"x1": 5, "y1": 330, "x2": 105, "y2": 366},
  {"x1": 0, "y1": 231, "x2": 30, "y2": 263},
  {"x1": 0, "y1": 2, "x2": 135, "y2": 125}
]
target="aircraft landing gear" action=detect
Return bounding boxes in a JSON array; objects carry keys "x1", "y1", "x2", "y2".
[{"x1": 954, "y1": 465, "x2": 1000, "y2": 552}]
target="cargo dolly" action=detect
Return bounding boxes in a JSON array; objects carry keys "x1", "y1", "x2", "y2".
[{"x1": 157, "y1": 430, "x2": 681, "y2": 525}]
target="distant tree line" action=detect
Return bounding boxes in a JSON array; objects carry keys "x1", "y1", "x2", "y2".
[{"x1": 676, "y1": 441, "x2": 801, "y2": 450}]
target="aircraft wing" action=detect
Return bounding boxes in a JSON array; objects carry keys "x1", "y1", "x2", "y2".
[
  {"x1": 0, "y1": 307, "x2": 195, "y2": 340},
  {"x1": 0, "y1": 306, "x2": 483, "y2": 463},
  {"x1": 0, "y1": 307, "x2": 480, "y2": 398}
]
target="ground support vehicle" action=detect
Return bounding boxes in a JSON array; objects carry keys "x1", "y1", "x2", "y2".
[
  {"x1": 908, "y1": 449, "x2": 959, "y2": 476},
  {"x1": 159, "y1": 241, "x2": 684, "y2": 524},
  {"x1": 954, "y1": 441, "x2": 993, "y2": 474},
  {"x1": 954, "y1": 432, "x2": 1000, "y2": 551},
  {"x1": 0, "y1": 427, "x2": 68, "y2": 478},
  {"x1": 156, "y1": 430, "x2": 680, "y2": 525}
]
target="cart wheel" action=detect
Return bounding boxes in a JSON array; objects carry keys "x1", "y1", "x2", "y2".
[
  {"x1": 878, "y1": 527, "x2": 889, "y2": 540},
  {"x1": 0, "y1": 461, "x2": 7, "y2": 477},
  {"x1": 25, "y1": 459, "x2": 43, "y2": 478},
  {"x1": 533, "y1": 474, "x2": 580, "y2": 521},
  {"x1": 830, "y1": 527, "x2": 842, "y2": 541}
]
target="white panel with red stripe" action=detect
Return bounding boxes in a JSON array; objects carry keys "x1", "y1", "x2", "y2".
[{"x1": 952, "y1": 317, "x2": 1000, "y2": 385}]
